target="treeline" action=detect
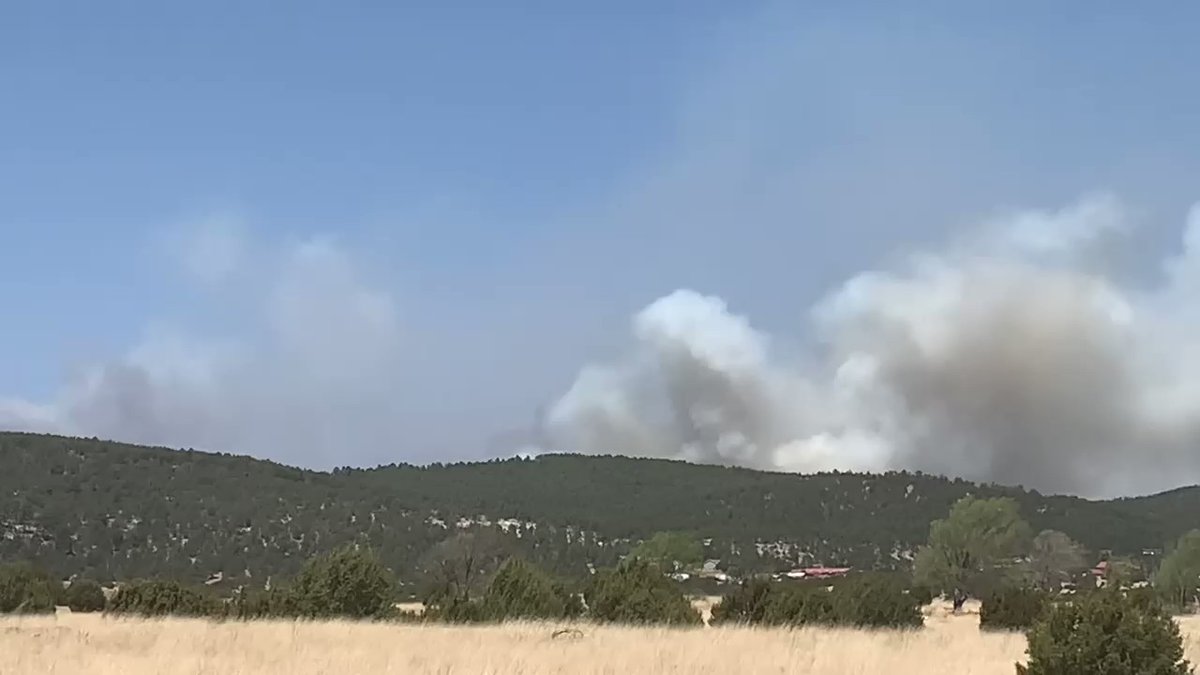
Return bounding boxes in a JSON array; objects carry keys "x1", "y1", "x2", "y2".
[
  {"x1": 711, "y1": 574, "x2": 926, "y2": 629},
  {"x1": 4, "y1": 432, "x2": 1200, "y2": 584},
  {"x1": 0, "y1": 537, "x2": 700, "y2": 626}
]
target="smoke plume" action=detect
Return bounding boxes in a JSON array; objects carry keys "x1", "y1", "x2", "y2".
[{"x1": 545, "y1": 196, "x2": 1200, "y2": 497}]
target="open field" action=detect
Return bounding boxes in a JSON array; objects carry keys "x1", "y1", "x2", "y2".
[{"x1": 5, "y1": 604, "x2": 1200, "y2": 675}]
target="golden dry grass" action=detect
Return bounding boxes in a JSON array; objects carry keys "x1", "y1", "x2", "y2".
[{"x1": 3, "y1": 604, "x2": 1200, "y2": 675}]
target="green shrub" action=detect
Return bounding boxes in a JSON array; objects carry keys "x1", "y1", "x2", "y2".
[
  {"x1": 426, "y1": 597, "x2": 484, "y2": 623},
  {"x1": 829, "y1": 573, "x2": 923, "y2": 629},
  {"x1": 585, "y1": 559, "x2": 701, "y2": 626},
  {"x1": 0, "y1": 563, "x2": 57, "y2": 614},
  {"x1": 710, "y1": 578, "x2": 776, "y2": 625},
  {"x1": 1017, "y1": 588, "x2": 1192, "y2": 675},
  {"x1": 907, "y1": 583, "x2": 934, "y2": 607},
  {"x1": 766, "y1": 583, "x2": 836, "y2": 625},
  {"x1": 222, "y1": 586, "x2": 298, "y2": 619},
  {"x1": 64, "y1": 579, "x2": 106, "y2": 613},
  {"x1": 480, "y1": 558, "x2": 571, "y2": 621},
  {"x1": 980, "y1": 586, "x2": 1048, "y2": 631},
  {"x1": 108, "y1": 580, "x2": 219, "y2": 617},
  {"x1": 289, "y1": 545, "x2": 396, "y2": 619}
]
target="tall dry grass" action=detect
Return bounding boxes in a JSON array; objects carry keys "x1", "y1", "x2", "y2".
[{"x1": 4, "y1": 605, "x2": 1200, "y2": 675}]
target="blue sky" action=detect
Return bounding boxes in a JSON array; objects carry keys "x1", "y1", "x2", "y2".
[{"x1": 4, "y1": 2, "x2": 1200, "y2": 490}]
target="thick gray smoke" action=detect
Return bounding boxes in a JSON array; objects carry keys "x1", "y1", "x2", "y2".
[{"x1": 546, "y1": 196, "x2": 1200, "y2": 497}]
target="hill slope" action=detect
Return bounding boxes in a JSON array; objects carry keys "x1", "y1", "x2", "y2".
[{"x1": 0, "y1": 432, "x2": 1194, "y2": 584}]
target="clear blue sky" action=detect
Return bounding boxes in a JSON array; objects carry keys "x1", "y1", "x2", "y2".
[{"x1": 3, "y1": 2, "x2": 1200, "y2": 473}]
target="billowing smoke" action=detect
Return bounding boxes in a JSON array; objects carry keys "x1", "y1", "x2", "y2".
[
  {"x1": 0, "y1": 229, "x2": 415, "y2": 468},
  {"x1": 545, "y1": 196, "x2": 1200, "y2": 496}
]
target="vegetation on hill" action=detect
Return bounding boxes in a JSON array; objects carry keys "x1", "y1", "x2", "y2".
[{"x1": 0, "y1": 432, "x2": 1196, "y2": 585}]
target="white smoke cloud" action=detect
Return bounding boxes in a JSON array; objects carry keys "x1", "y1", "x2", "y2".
[
  {"x1": 0, "y1": 229, "x2": 411, "y2": 467},
  {"x1": 545, "y1": 195, "x2": 1200, "y2": 496}
]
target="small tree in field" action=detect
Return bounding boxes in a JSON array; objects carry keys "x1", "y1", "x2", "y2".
[
  {"x1": 980, "y1": 586, "x2": 1048, "y2": 631},
  {"x1": 829, "y1": 574, "x2": 923, "y2": 629},
  {"x1": 108, "y1": 580, "x2": 218, "y2": 617},
  {"x1": 480, "y1": 558, "x2": 568, "y2": 621},
  {"x1": 914, "y1": 496, "x2": 1031, "y2": 598},
  {"x1": 290, "y1": 544, "x2": 396, "y2": 619},
  {"x1": 585, "y1": 559, "x2": 700, "y2": 626},
  {"x1": 0, "y1": 563, "x2": 58, "y2": 614},
  {"x1": 1017, "y1": 589, "x2": 1192, "y2": 675},
  {"x1": 64, "y1": 579, "x2": 106, "y2": 613},
  {"x1": 710, "y1": 578, "x2": 775, "y2": 625},
  {"x1": 1157, "y1": 530, "x2": 1200, "y2": 612}
]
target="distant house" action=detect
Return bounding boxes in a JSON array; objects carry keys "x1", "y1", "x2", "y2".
[
  {"x1": 697, "y1": 559, "x2": 729, "y2": 583},
  {"x1": 785, "y1": 566, "x2": 852, "y2": 580}
]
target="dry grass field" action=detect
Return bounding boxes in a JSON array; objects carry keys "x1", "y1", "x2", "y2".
[{"x1": 4, "y1": 602, "x2": 1200, "y2": 675}]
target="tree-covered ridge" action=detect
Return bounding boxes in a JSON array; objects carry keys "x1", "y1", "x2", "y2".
[{"x1": 0, "y1": 432, "x2": 1196, "y2": 585}]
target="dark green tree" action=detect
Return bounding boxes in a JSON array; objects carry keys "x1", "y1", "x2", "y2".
[
  {"x1": 979, "y1": 586, "x2": 1048, "y2": 631},
  {"x1": 628, "y1": 532, "x2": 703, "y2": 571},
  {"x1": 710, "y1": 578, "x2": 776, "y2": 625},
  {"x1": 1157, "y1": 530, "x2": 1200, "y2": 611},
  {"x1": 0, "y1": 563, "x2": 56, "y2": 614},
  {"x1": 1018, "y1": 589, "x2": 1192, "y2": 675},
  {"x1": 914, "y1": 496, "x2": 1031, "y2": 596},
  {"x1": 108, "y1": 580, "x2": 219, "y2": 617},
  {"x1": 64, "y1": 579, "x2": 106, "y2": 613},
  {"x1": 829, "y1": 574, "x2": 923, "y2": 629},
  {"x1": 479, "y1": 557, "x2": 573, "y2": 621},
  {"x1": 584, "y1": 559, "x2": 700, "y2": 626},
  {"x1": 289, "y1": 544, "x2": 396, "y2": 619}
]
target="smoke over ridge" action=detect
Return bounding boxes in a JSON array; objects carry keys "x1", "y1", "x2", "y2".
[{"x1": 545, "y1": 196, "x2": 1200, "y2": 497}]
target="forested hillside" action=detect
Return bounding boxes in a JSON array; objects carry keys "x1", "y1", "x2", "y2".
[{"x1": 0, "y1": 432, "x2": 1194, "y2": 585}]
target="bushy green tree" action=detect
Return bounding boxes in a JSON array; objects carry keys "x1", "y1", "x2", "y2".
[
  {"x1": 63, "y1": 579, "x2": 106, "y2": 613},
  {"x1": 628, "y1": 532, "x2": 703, "y2": 571},
  {"x1": 585, "y1": 559, "x2": 700, "y2": 625},
  {"x1": 714, "y1": 575, "x2": 921, "y2": 629},
  {"x1": 979, "y1": 586, "x2": 1048, "y2": 631},
  {"x1": 1018, "y1": 589, "x2": 1192, "y2": 675},
  {"x1": 108, "y1": 580, "x2": 219, "y2": 617},
  {"x1": 761, "y1": 583, "x2": 835, "y2": 625},
  {"x1": 0, "y1": 563, "x2": 57, "y2": 614},
  {"x1": 1026, "y1": 530, "x2": 1088, "y2": 591},
  {"x1": 289, "y1": 544, "x2": 396, "y2": 619},
  {"x1": 479, "y1": 558, "x2": 567, "y2": 620},
  {"x1": 1157, "y1": 530, "x2": 1200, "y2": 611},
  {"x1": 710, "y1": 578, "x2": 776, "y2": 625},
  {"x1": 914, "y1": 496, "x2": 1031, "y2": 596},
  {"x1": 907, "y1": 583, "x2": 934, "y2": 606},
  {"x1": 829, "y1": 574, "x2": 923, "y2": 629}
]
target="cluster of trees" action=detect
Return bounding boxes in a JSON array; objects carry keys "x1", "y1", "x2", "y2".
[
  {"x1": 5, "y1": 432, "x2": 1200, "y2": 585},
  {"x1": 0, "y1": 563, "x2": 104, "y2": 614},
  {"x1": 911, "y1": 493, "x2": 1200, "y2": 617},
  {"x1": 711, "y1": 574, "x2": 924, "y2": 629},
  {"x1": 0, "y1": 534, "x2": 707, "y2": 627}
]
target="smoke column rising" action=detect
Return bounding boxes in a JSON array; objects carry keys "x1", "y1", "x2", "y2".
[{"x1": 545, "y1": 196, "x2": 1200, "y2": 497}]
